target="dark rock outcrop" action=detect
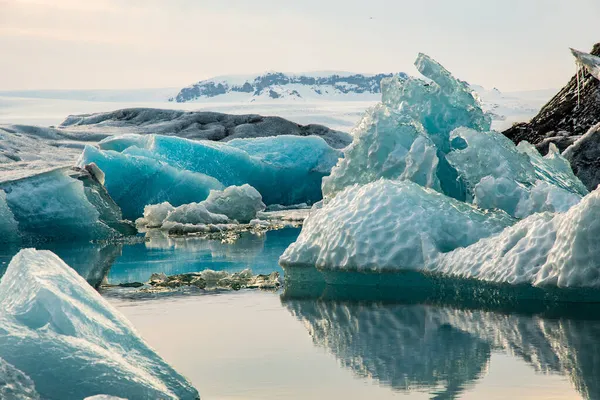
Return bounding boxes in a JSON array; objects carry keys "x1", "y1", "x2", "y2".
[
  {"x1": 60, "y1": 108, "x2": 352, "y2": 148},
  {"x1": 503, "y1": 43, "x2": 600, "y2": 154},
  {"x1": 563, "y1": 123, "x2": 600, "y2": 190}
]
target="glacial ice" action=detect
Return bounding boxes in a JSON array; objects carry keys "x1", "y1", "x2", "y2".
[
  {"x1": 202, "y1": 184, "x2": 266, "y2": 223},
  {"x1": 280, "y1": 180, "x2": 514, "y2": 271},
  {"x1": 282, "y1": 176, "x2": 600, "y2": 288},
  {"x1": 434, "y1": 187, "x2": 600, "y2": 288},
  {"x1": 282, "y1": 52, "x2": 597, "y2": 291},
  {"x1": 0, "y1": 249, "x2": 199, "y2": 399},
  {"x1": 0, "y1": 167, "x2": 135, "y2": 244},
  {"x1": 79, "y1": 134, "x2": 341, "y2": 218},
  {"x1": 320, "y1": 53, "x2": 585, "y2": 218},
  {"x1": 137, "y1": 184, "x2": 266, "y2": 232}
]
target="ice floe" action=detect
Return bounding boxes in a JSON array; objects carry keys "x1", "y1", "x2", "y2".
[
  {"x1": 79, "y1": 134, "x2": 341, "y2": 218},
  {"x1": 0, "y1": 249, "x2": 199, "y2": 399}
]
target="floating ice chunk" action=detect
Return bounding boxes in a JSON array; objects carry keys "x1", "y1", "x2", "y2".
[
  {"x1": 434, "y1": 187, "x2": 600, "y2": 288},
  {"x1": 0, "y1": 249, "x2": 199, "y2": 399},
  {"x1": 281, "y1": 180, "x2": 513, "y2": 271},
  {"x1": 203, "y1": 184, "x2": 266, "y2": 223},
  {"x1": 80, "y1": 134, "x2": 341, "y2": 217},
  {"x1": 164, "y1": 202, "x2": 229, "y2": 226},
  {"x1": 137, "y1": 184, "x2": 266, "y2": 231},
  {"x1": 137, "y1": 201, "x2": 175, "y2": 228},
  {"x1": 0, "y1": 167, "x2": 135, "y2": 244}
]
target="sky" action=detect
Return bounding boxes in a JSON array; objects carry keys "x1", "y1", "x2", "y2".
[{"x1": 0, "y1": 0, "x2": 598, "y2": 92}]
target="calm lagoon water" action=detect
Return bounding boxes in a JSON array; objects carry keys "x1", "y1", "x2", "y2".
[{"x1": 3, "y1": 227, "x2": 599, "y2": 399}]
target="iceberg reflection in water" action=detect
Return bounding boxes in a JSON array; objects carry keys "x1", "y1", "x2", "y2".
[{"x1": 282, "y1": 280, "x2": 600, "y2": 400}]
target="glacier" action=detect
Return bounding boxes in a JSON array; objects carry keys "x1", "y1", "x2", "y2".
[
  {"x1": 0, "y1": 249, "x2": 199, "y2": 399},
  {"x1": 0, "y1": 167, "x2": 135, "y2": 244},
  {"x1": 78, "y1": 134, "x2": 341, "y2": 219},
  {"x1": 281, "y1": 52, "x2": 598, "y2": 293}
]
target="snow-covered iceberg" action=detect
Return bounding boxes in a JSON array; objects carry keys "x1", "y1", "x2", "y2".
[
  {"x1": 0, "y1": 249, "x2": 199, "y2": 400},
  {"x1": 79, "y1": 134, "x2": 341, "y2": 219},
  {"x1": 0, "y1": 167, "x2": 135, "y2": 244}
]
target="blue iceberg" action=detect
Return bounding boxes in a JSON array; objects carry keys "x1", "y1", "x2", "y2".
[
  {"x1": 0, "y1": 249, "x2": 199, "y2": 400},
  {"x1": 79, "y1": 134, "x2": 341, "y2": 219},
  {"x1": 321, "y1": 53, "x2": 585, "y2": 218},
  {"x1": 282, "y1": 53, "x2": 598, "y2": 294},
  {"x1": 0, "y1": 167, "x2": 135, "y2": 244}
]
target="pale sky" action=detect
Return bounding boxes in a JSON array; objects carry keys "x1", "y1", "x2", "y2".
[{"x1": 0, "y1": 0, "x2": 598, "y2": 91}]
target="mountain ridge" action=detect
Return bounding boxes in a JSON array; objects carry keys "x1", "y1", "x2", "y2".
[{"x1": 171, "y1": 71, "x2": 408, "y2": 103}]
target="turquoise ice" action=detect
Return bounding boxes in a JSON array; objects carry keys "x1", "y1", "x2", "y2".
[
  {"x1": 79, "y1": 134, "x2": 341, "y2": 219},
  {"x1": 0, "y1": 249, "x2": 199, "y2": 399}
]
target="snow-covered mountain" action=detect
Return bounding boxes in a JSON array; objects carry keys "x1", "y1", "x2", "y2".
[{"x1": 171, "y1": 71, "x2": 407, "y2": 103}]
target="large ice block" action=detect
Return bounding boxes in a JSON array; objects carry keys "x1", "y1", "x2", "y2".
[
  {"x1": 281, "y1": 180, "x2": 513, "y2": 271},
  {"x1": 79, "y1": 134, "x2": 341, "y2": 218},
  {"x1": 0, "y1": 249, "x2": 199, "y2": 400},
  {"x1": 0, "y1": 167, "x2": 135, "y2": 244}
]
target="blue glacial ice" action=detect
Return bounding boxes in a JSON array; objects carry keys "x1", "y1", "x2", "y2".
[
  {"x1": 0, "y1": 167, "x2": 135, "y2": 244},
  {"x1": 321, "y1": 53, "x2": 586, "y2": 218},
  {"x1": 282, "y1": 52, "x2": 599, "y2": 291},
  {"x1": 0, "y1": 248, "x2": 199, "y2": 399},
  {"x1": 79, "y1": 134, "x2": 341, "y2": 219}
]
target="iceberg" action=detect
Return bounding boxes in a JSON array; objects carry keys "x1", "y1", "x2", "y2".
[
  {"x1": 433, "y1": 187, "x2": 600, "y2": 288},
  {"x1": 0, "y1": 249, "x2": 199, "y2": 400},
  {"x1": 137, "y1": 184, "x2": 266, "y2": 232},
  {"x1": 321, "y1": 53, "x2": 585, "y2": 218},
  {"x1": 202, "y1": 184, "x2": 266, "y2": 223},
  {"x1": 79, "y1": 134, "x2": 341, "y2": 218},
  {"x1": 282, "y1": 178, "x2": 600, "y2": 290},
  {"x1": 281, "y1": 180, "x2": 514, "y2": 271},
  {"x1": 0, "y1": 167, "x2": 135, "y2": 244},
  {"x1": 282, "y1": 52, "x2": 595, "y2": 293}
]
